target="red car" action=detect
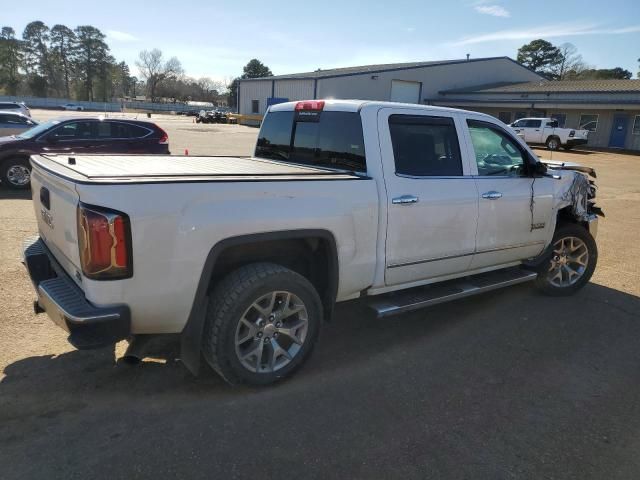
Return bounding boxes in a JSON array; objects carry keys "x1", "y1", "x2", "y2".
[{"x1": 0, "y1": 117, "x2": 169, "y2": 189}]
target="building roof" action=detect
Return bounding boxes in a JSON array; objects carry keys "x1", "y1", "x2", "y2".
[
  {"x1": 441, "y1": 79, "x2": 640, "y2": 94},
  {"x1": 240, "y1": 56, "x2": 532, "y2": 81}
]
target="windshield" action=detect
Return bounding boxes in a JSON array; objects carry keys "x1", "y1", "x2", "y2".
[
  {"x1": 255, "y1": 110, "x2": 367, "y2": 172},
  {"x1": 16, "y1": 120, "x2": 60, "y2": 139}
]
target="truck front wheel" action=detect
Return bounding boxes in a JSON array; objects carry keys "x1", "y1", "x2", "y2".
[
  {"x1": 202, "y1": 262, "x2": 322, "y2": 385},
  {"x1": 534, "y1": 224, "x2": 597, "y2": 296}
]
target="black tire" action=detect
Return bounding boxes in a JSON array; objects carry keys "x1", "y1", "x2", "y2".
[
  {"x1": 534, "y1": 223, "x2": 597, "y2": 296},
  {"x1": 546, "y1": 136, "x2": 561, "y2": 151},
  {"x1": 202, "y1": 262, "x2": 322, "y2": 386},
  {"x1": 1, "y1": 158, "x2": 31, "y2": 189}
]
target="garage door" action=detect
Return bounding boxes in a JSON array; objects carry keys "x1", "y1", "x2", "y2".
[{"x1": 390, "y1": 80, "x2": 421, "y2": 104}]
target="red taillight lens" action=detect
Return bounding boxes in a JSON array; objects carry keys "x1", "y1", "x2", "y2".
[
  {"x1": 77, "y1": 204, "x2": 132, "y2": 280},
  {"x1": 295, "y1": 100, "x2": 325, "y2": 111},
  {"x1": 157, "y1": 126, "x2": 168, "y2": 144}
]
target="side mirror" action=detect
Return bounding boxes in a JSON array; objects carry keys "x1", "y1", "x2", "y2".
[{"x1": 533, "y1": 162, "x2": 547, "y2": 176}]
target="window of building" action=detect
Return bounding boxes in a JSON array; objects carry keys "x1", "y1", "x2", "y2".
[
  {"x1": 388, "y1": 115, "x2": 462, "y2": 177},
  {"x1": 251, "y1": 100, "x2": 260, "y2": 114},
  {"x1": 632, "y1": 115, "x2": 640, "y2": 135},
  {"x1": 467, "y1": 120, "x2": 527, "y2": 177},
  {"x1": 551, "y1": 113, "x2": 566, "y2": 128},
  {"x1": 579, "y1": 114, "x2": 599, "y2": 132},
  {"x1": 515, "y1": 112, "x2": 528, "y2": 121},
  {"x1": 255, "y1": 110, "x2": 367, "y2": 172},
  {"x1": 498, "y1": 112, "x2": 512, "y2": 124}
]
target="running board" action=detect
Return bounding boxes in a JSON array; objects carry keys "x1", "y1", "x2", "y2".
[{"x1": 368, "y1": 267, "x2": 537, "y2": 318}]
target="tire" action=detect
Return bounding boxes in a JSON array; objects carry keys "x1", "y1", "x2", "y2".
[
  {"x1": 546, "y1": 136, "x2": 561, "y2": 151},
  {"x1": 1, "y1": 158, "x2": 31, "y2": 189},
  {"x1": 534, "y1": 223, "x2": 597, "y2": 296},
  {"x1": 202, "y1": 262, "x2": 323, "y2": 386}
]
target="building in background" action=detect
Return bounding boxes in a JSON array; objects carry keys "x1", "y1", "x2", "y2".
[
  {"x1": 239, "y1": 57, "x2": 640, "y2": 150},
  {"x1": 238, "y1": 56, "x2": 541, "y2": 115},
  {"x1": 434, "y1": 80, "x2": 640, "y2": 150}
]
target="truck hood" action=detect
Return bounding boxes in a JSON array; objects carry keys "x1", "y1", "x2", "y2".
[{"x1": 540, "y1": 159, "x2": 596, "y2": 178}]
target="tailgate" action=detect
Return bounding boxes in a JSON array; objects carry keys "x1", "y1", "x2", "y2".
[{"x1": 30, "y1": 162, "x2": 83, "y2": 285}]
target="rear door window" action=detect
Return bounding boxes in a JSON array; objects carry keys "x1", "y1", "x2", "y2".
[
  {"x1": 388, "y1": 115, "x2": 462, "y2": 176},
  {"x1": 255, "y1": 110, "x2": 367, "y2": 172}
]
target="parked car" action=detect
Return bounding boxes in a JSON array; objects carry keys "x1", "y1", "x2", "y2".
[
  {"x1": 0, "y1": 111, "x2": 38, "y2": 136},
  {"x1": 23, "y1": 100, "x2": 601, "y2": 386},
  {"x1": 510, "y1": 117, "x2": 589, "y2": 151},
  {"x1": 62, "y1": 103, "x2": 85, "y2": 111},
  {"x1": 0, "y1": 117, "x2": 169, "y2": 189},
  {"x1": 0, "y1": 101, "x2": 31, "y2": 118}
]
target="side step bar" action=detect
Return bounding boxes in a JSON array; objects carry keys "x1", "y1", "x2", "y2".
[{"x1": 368, "y1": 267, "x2": 537, "y2": 318}]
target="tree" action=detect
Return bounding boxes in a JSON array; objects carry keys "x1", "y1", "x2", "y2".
[
  {"x1": 0, "y1": 27, "x2": 23, "y2": 95},
  {"x1": 136, "y1": 48, "x2": 183, "y2": 102},
  {"x1": 566, "y1": 67, "x2": 633, "y2": 80},
  {"x1": 50, "y1": 24, "x2": 76, "y2": 98},
  {"x1": 553, "y1": 43, "x2": 587, "y2": 80},
  {"x1": 517, "y1": 39, "x2": 562, "y2": 78},
  {"x1": 73, "y1": 26, "x2": 109, "y2": 101},
  {"x1": 228, "y1": 59, "x2": 273, "y2": 109},
  {"x1": 22, "y1": 21, "x2": 51, "y2": 96}
]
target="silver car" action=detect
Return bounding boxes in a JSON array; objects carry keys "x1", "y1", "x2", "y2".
[
  {"x1": 0, "y1": 102, "x2": 31, "y2": 117},
  {"x1": 0, "y1": 111, "x2": 38, "y2": 136}
]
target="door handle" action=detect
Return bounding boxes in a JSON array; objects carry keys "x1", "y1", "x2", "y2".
[
  {"x1": 481, "y1": 191, "x2": 502, "y2": 200},
  {"x1": 392, "y1": 195, "x2": 419, "y2": 205}
]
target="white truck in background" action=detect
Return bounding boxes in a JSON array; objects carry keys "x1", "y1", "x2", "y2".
[
  {"x1": 510, "y1": 118, "x2": 589, "y2": 151},
  {"x1": 23, "y1": 100, "x2": 602, "y2": 386}
]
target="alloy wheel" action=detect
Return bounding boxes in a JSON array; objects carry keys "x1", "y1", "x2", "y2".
[
  {"x1": 234, "y1": 291, "x2": 309, "y2": 373},
  {"x1": 6, "y1": 165, "x2": 30, "y2": 186},
  {"x1": 547, "y1": 236, "x2": 589, "y2": 287}
]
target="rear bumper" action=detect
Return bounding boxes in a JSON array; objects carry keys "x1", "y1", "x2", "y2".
[
  {"x1": 22, "y1": 236, "x2": 130, "y2": 349},
  {"x1": 566, "y1": 138, "x2": 588, "y2": 146}
]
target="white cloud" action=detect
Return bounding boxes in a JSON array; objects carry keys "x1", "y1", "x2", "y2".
[
  {"x1": 107, "y1": 30, "x2": 139, "y2": 42},
  {"x1": 474, "y1": 5, "x2": 510, "y2": 17},
  {"x1": 406, "y1": 27, "x2": 416, "y2": 33},
  {"x1": 451, "y1": 22, "x2": 640, "y2": 46}
]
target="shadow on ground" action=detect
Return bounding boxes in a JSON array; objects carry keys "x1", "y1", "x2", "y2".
[
  {"x1": 0, "y1": 187, "x2": 31, "y2": 200},
  {"x1": 1, "y1": 282, "x2": 640, "y2": 479}
]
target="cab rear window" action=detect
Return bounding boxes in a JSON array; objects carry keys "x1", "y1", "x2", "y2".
[{"x1": 255, "y1": 110, "x2": 366, "y2": 172}]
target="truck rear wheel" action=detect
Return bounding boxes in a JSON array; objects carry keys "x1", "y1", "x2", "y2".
[
  {"x1": 546, "y1": 136, "x2": 561, "y2": 151},
  {"x1": 202, "y1": 262, "x2": 322, "y2": 386},
  {"x1": 534, "y1": 223, "x2": 597, "y2": 296}
]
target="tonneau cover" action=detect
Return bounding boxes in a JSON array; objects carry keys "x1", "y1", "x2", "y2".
[{"x1": 31, "y1": 154, "x2": 363, "y2": 183}]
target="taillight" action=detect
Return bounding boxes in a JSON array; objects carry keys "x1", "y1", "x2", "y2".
[
  {"x1": 157, "y1": 126, "x2": 168, "y2": 144},
  {"x1": 77, "y1": 203, "x2": 132, "y2": 280},
  {"x1": 295, "y1": 100, "x2": 325, "y2": 111}
]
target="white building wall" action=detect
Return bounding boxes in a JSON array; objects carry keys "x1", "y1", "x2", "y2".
[
  {"x1": 239, "y1": 80, "x2": 272, "y2": 115},
  {"x1": 316, "y1": 58, "x2": 542, "y2": 102},
  {"x1": 274, "y1": 80, "x2": 315, "y2": 101}
]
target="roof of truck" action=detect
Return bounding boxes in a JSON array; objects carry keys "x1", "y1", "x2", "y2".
[
  {"x1": 269, "y1": 99, "x2": 476, "y2": 115},
  {"x1": 31, "y1": 154, "x2": 365, "y2": 184}
]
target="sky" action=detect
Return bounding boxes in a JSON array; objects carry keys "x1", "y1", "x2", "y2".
[{"x1": 4, "y1": 0, "x2": 640, "y2": 81}]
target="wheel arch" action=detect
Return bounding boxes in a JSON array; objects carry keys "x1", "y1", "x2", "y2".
[{"x1": 180, "y1": 229, "x2": 339, "y2": 375}]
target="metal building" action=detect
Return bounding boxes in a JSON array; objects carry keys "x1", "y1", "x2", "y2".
[
  {"x1": 433, "y1": 80, "x2": 640, "y2": 150},
  {"x1": 238, "y1": 56, "x2": 542, "y2": 116}
]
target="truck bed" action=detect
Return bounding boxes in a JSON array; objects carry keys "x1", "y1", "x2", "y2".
[{"x1": 31, "y1": 154, "x2": 364, "y2": 184}]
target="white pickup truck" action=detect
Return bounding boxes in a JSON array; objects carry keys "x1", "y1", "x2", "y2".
[
  {"x1": 510, "y1": 117, "x2": 589, "y2": 151},
  {"x1": 23, "y1": 100, "x2": 602, "y2": 386}
]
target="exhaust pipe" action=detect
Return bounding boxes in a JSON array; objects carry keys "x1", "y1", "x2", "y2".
[{"x1": 122, "y1": 335, "x2": 154, "y2": 364}]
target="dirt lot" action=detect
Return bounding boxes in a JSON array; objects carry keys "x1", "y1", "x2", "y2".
[{"x1": 1, "y1": 111, "x2": 639, "y2": 479}]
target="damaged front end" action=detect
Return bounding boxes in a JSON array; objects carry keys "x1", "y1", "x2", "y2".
[{"x1": 543, "y1": 161, "x2": 604, "y2": 236}]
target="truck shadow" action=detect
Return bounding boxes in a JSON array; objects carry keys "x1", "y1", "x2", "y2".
[{"x1": 1, "y1": 281, "x2": 639, "y2": 419}]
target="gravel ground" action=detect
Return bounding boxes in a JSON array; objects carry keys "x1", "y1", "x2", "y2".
[{"x1": 0, "y1": 110, "x2": 639, "y2": 479}]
